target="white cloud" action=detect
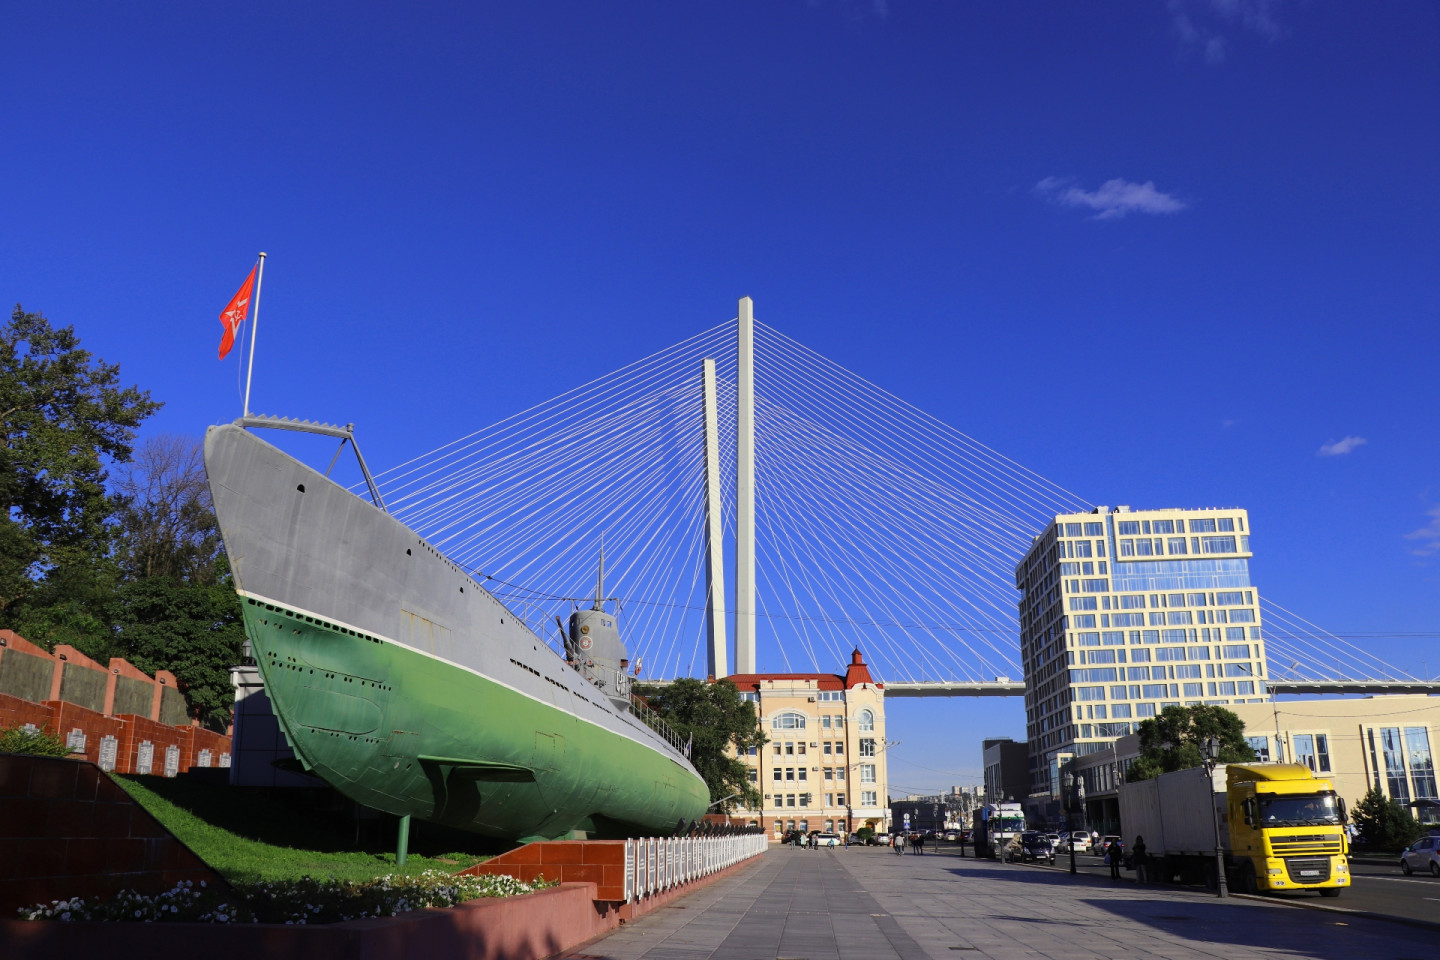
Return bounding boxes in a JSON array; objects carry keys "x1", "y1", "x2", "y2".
[
  {"x1": 1405, "y1": 507, "x2": 1440, "y2": 557},
  {"x1": 1317, "y1": 436, "x2": 1367, "y2": 457},
  {"x1": 1034, "y1": 177, "x2": 1188, "y2": 220},
  {"x1": 1168, "y1": 0, "x2": 1282, "y2": 65}
]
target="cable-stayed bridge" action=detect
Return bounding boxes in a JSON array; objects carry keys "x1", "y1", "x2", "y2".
[{"x1": 365, "y1": 300, "x2": 1437, "y2": 697}]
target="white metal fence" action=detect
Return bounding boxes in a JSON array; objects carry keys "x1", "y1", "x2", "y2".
[{"x1": 622, "y1": 833, "x2": 767, "y2": 903}]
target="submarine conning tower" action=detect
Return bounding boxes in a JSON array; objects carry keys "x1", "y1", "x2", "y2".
[{"x1": 566, "y1": 551, "x2": 632, "y2": 706}]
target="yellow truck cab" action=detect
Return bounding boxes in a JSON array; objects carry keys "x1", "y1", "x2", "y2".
[{"x1": 1225, "y1": 763, "x2": 1349, "y2": 895}]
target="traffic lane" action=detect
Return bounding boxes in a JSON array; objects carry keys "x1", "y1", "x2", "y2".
[
  {"x1": 967, "y1": 847, "x2": 1440, "y2": 929},
  {"x1": 1339, "y1": 861, "x2": 1440, "y2": 925}
]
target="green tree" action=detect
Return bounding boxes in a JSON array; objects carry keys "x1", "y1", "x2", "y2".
[
  {"x1": 109, "y1": 436, "x2": 243, "y2": 729},
  {"x1": 0, "y1": 305, "x2": 159, "y2": 614},
  {"x1": 1350, "y1": 785, "x2": 1423, "y2": 850},
  {"x1": 111, "y1": 435, "x2": 223, "y2": 583},
  {"x1": 1126, "y1": 704, "x2": 1256, "y2": 782},
  {"x1": 634, "y1": 678, "x2": 768, "y2": 812}
]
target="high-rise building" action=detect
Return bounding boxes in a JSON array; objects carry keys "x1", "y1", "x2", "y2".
[{"x1": 1015, "y1": 506, "x2": 1269, "y2": 796}]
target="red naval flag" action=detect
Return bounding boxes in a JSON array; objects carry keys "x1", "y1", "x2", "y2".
[{"x1": 217, "y1": 266, "x2": 257, "y2": 359}]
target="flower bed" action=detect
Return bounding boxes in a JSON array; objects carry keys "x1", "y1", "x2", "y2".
[{"x1": 18, "y1": 871, "x2": 552, "y2": 925}]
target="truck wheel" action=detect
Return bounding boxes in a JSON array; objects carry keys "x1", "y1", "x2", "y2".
[
  {"x1": 1239, "y1": 864, "x2": 1258, "y2": 895},
  {"x1": 1319, "y1": 888, "x2": 1341, "y2": 898}
]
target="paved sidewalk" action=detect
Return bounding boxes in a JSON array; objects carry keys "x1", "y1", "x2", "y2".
[{"x1": 563, "y1": 845, "x2": 1435, "y2": 960}]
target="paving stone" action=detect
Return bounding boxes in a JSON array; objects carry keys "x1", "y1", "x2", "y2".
[{"x1": 562, "y1": 845, "x2": 1435, "y2": 960}]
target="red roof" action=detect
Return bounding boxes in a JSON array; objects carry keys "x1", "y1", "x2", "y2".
[{"x1": 722, "y1": 649, "x2": 879, "y2": 691}]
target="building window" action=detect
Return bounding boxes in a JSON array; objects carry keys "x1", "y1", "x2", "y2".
[
  {"x1": 797, "y1": 743, "x2": 807, "y2": 755},
  {"x1": 825, "y1": 793, "x2": 834, "y2": 806},
  {"x1": 787, "y1": 795, "x2": 796, "y2": 807},
  {"x1": 860, "y1": 764, "x2": 876, "y2": 783},
  {"x1": 835, "y1": 742, "x2": 844, "y2": 755},
  {"x1": 786, "y1": 768, "x2": 795, "y2": 781},
  {"x1": 800, "y1": 794, "x2": 812, "y2": 807},
  {"x1": 1166, "y1": 537, "x2": 1188, "y2": 555},
  {"x1": 857, "y1": 709, "x2": 874, "y2": 732},
  {"x1": 1381, "y1": 728, "x2": 1412, "y2": 802},
  {"x1": 859, "y1": 738, "x2": 876, "y2": 757},
  {"x1": 1406, "y1": 728, "x2": 1436, "y2": 799},
  {"x1": 772, "y1": 712, "x2": 806, "y2": 731},
  {"x1": 1293, "y1": 734, "x2": 1319, "y2": 772},
  {"x1": 835, "y1": 767, "x2": 845, "y2": 780},
  {"x1": 1201, "y1": 535, "x2": 1237, "y2": 554},
  {"x1": 773, "y1": 768, "x2": 782, "y2": 781},
  {"x1": 798, "y1": 768, "x2": 807, "y2": 781},
  {"x1": 823, "y1": 742, "x2": 832, "y2": 755},
  {"x1": 861, "y1": 791, "x2": 877, "y2": 806},
  {"x1": 748, "y1": 770, "x2": 758, "y2": 783},
  {"x1": 824, "y1": 768, "x2": 833, "y2": 780}
]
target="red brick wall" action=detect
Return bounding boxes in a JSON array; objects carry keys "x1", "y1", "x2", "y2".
[
  {"x1": 0, "y1": 694, "x2": 232, "y2": 778},
  {"x1": 112, "y1": 713, "x2": 192, "y2": 776},
  {"x1": 463, "y1": 840, "x2": 628, "y2": 901},
  {"x1": 0, "y1": 692, "x2": 56, "y2": 739},
  {"x1": 0, "y1": 754, "x2": 223, "y2": 916}
]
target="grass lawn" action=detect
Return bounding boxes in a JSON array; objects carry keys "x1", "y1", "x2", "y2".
[{"x1": 115, "y1": 774, "x2": 493, "y2": 884}]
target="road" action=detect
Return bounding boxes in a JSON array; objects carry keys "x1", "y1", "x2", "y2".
[{"x1": 952, "y1": 843, "x2": 1440, "y2": 927}]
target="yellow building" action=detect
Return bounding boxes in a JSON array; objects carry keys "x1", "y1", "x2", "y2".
[
  {"x1": 724, "y1": 650, "x2": 890, "y2": 839},
  {"x1": 1017, "y1": 505, "x2": 1267, "y2": 796},
  {"x1": 1071, "y1": 695, "x2": 1440, "y2": 832}
]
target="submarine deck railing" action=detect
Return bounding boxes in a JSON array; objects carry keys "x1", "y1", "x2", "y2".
[{"x1": 629, "y1": 693, "x2": 690, "y2": 758}]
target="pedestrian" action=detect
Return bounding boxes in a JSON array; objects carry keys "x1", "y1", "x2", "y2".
[
  {"x1": 914, "y1": 833, "x2": 925, "y2": 855},
  {"x1": 1108, "y1": 838, "x2": 1122, "y2": 880},
  {"x1": 1132, "y1": 835, "x2": 1148, "y2": 884},
  {"x1": 893, "y1": 833, "x2": 904, "y2": 855}
]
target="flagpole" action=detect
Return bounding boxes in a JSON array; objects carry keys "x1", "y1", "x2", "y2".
[{"x1": 243, "y1": 252, "x2": 267, "y2": 417}]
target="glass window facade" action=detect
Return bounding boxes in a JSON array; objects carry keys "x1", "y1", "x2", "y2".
[
  {"x1": 1406, "y1": 727, "x2": 1436, "y2": 799},
  {"x1": 1381, "y1": 727, "x2": 1411, "y2": 803}
]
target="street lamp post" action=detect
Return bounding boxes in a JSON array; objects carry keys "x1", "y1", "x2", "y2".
[
  {"x1": 1200, "y1": 737, "x2": 1229, "y2": 898},
  {"x1": 1062, "y1": 770, "x2": 1077, "y2": 875}
]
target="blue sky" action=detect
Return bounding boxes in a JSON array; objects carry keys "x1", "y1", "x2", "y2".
[{"x1": 4, "y1": 2, "x2": 1438, "y2": 794}]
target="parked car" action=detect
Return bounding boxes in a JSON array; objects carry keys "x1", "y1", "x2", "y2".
[
  {"x1": 815, "y1": 832, "x2": 842, "y2": 848},
  {"x1": 1018, "y1": 831, "x2": 1055, "y2": 863},
  {"x1": 874, "y1": 833, "x2": 891, "y2": 845},
  {"x1": 1400, "y1": 836, "x2": 1440, "y2": 877},
  {"x1": 943, "y1": 831, "x2": 959, "y2": 842},
  {"x1": 1057, "y1": 831, "x2": 1090, "y2": 853},
  {"x1": 1046, "y1": 832, "x2": 1062, "y2": 847}
]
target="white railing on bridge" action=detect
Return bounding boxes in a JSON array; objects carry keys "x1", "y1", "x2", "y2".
[{"x1": 622, "y1": 833, "x2": 768, "y2": 903}]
